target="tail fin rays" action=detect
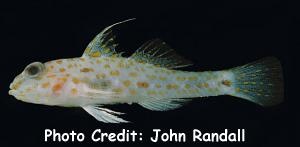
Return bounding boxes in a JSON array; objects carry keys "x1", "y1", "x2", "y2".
[{"x1": 229, "y1": 57, "x2": 284, "y2": 106}]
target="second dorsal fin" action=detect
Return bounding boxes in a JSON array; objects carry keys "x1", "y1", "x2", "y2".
[{"x1": 130, "y1": 39, "x2": 193, "y2": 69}]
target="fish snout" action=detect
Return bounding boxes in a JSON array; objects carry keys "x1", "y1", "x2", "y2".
[
  {"x1": 9, "y1": 75, "x2": 24, "y2": 94},
  {"x1": 9, "y1": 79, "x2": 21, "y2": 90},
  {"x1": 9, "y1": 81, "x2": 19, "y2": 96},
  {"x1": 9, "y1": 82, "x2": 15, "y2": 90}
]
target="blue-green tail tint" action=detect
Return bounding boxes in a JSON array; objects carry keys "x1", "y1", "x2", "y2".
[{"x1": 229, "y1": 57, "x2": 284, "y2": 106}]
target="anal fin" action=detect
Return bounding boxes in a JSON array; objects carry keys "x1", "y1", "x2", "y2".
[{"x1": 82, "y1": 105, "x2": 129, "y2": 123}]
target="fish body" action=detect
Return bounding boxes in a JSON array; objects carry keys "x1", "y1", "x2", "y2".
[
  {"x1": 12, "y1": 57, "x2": 230, "y2": 106},
  {"x1": 9, "y1": 19, "x2": 284, "y2": 123}
]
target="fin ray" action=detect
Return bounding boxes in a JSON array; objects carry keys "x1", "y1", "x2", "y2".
[
  {"x1": 83, "y1": 18, "x2": 135, "y2": 57},
  {"x1": 130, "y1": 39, "x2": 193, "y2": 69},
  {"x1": 82, "y1": 105, "x2": 129, "y2": 123},
  {"x1": 138, "y1": 97, "x2": 191, "y2": 111},
  {"x1": 79, "y1": 79, "x2": 120, "y2": 99},
  {"x1": 229, "y1": 57, "x2": 284, "y2": 106}
]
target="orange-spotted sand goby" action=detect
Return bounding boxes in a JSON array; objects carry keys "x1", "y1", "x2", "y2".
[{"x1": 9, "y1": 19, "x2": 284, "y2": 123}]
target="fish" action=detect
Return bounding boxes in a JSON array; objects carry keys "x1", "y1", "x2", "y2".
[{"x1": 9, "y1": 18, "x2": 284, "y2": 123}]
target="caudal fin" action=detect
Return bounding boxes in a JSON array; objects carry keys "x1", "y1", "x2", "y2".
[{"x1": 229, "y1": 57, "x2": 284, "y2": 106}]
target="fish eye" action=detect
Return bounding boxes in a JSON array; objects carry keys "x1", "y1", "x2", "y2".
[{"x1": 24, "y1": 62, "x2": 45, "y2": 78}]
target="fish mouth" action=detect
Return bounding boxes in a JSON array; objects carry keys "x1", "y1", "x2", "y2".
[
  {"x1": 9, "y1": 83, "x2": 19, "y2": 96},
  {"x1": 9, "y1": 83, "x2": 16, "y2": 96},
  {"x1": 8, "y1": 89, "x2": 17, "y2": 96}
]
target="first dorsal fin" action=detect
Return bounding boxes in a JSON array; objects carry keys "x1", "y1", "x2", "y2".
[
  {"x1": 82, "y1": 18, "x2": 135, "y2": 58},
  {"x1": 130, "y1": 39, "x2": 193, "y2": 69}
]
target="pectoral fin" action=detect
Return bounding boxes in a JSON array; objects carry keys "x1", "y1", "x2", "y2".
[
  {"x1": 138, "y1": 98, "x2": 191, "y2": 111},
  {"x1": 79, "y1": 78, "x2": 121, "y2": 99},
  {"x1": 82, "y1": 105, "x2": 129, "y2": 123}
]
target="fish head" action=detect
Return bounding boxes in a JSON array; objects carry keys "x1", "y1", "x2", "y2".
[{"x1": 9, "y1": 61, "x2": 53, "y2": 105}]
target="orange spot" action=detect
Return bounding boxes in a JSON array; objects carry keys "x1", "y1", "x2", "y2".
[
  {"x1": 222, "y1": 80, "x2": 232, "y2": 87},
  {"x1": 59, "y1": 68, "x2": 66, "y2": 72},
  {"x1": 80, "y1": 68, "x2": 94, "y2": 72},
  {"x1": 79, "y1": 58, "x2": 85, "y2": 62},
  {"x1": 166, "y1": 84, "x2": 179, "y2": 89},
  {"x1": 104, "y1": 64, "x2": 110, "y2": 69},
  {"x1": 166, "y1": 84, "x2": 172, "y2": 89},
  {"x1": 67, "y1": 64, "x2": 73, "y2": 69},
  {"x1": 52, "y1": 83, "x2": 63, "y2": 93},
  {"x1": 123, "y1": 80, "x2": 131, "y2": 87},
  {"x1": 129, "y1": 72, "x2": 138, "y2": 77},
  {"x1": 56, "y1": 60, "x2": 62, "y2": 64},
  {"x1": 71, "y1": 88, "x2": 78, "y2": 95},
  {"x1": 91, "y1": 51, "x2": 101, "y2": 57},
  {"x1": 96, "y1": 73, "x2": 106, "y2": 79},
  {"x1": 203, "y1": 83, "x2": 209, "y2": 88},
  {"x1": 137, "y1": 82, "x2": 149, "y2": 88},
  {"x1": 60, "y1": 77, "x2": 68, "y2": 82},
  {"x1": 42, "y1": 82, "x2": 50, "y2": 88},
  {"x1": 72, "y1": 77, "x2": 80, "y2": 84},
  {"x1": 110, "y1": 70, "x2": 120, "y2": 76}
]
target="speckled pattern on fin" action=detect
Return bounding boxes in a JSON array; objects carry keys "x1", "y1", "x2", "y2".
[
  {"x1": 130, "y1": 39, "x2": 193, "y2": 69},
  {"x1": 138, "y1": 97, "x2": 191, "y2": 111},
  {"x1": 83, "y1": 18, "x2": 136, "y2": 58},
  {"x1": 82, "y1": 105, "x2": 129, "y2": 123},
  {"x1": 229, "y1": 57, "x2": 283, "y2": 106}
]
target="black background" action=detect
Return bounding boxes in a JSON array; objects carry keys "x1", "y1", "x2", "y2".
[{"x1": 0, "y1": 0, "x2": 296, "y2": 147}]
